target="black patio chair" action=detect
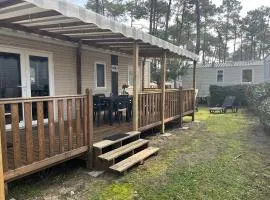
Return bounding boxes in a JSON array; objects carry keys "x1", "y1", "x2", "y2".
[
  {"x1": 222, "y1": 96, "x2": 238, "y2": 113},
  {"x1": 114, "y1": 95, "x2": 129, "y2": 124},
  {"x1": 93, "y1": 94, "x2": 107, "y2": 126}
]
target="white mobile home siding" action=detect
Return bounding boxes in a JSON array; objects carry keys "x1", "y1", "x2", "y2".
[
  {"x1": 0, "y1": 35, "x2": 77, "y2": 96},
  {"x1": 0, "y1": 34, "x2": 149, "y2": 97},
  {"x1": 265, "y1": 55, "x2": 270, "y2": 82},
  {"x1": 182, "y1": 62, "x2": 265, "y2": 97}
]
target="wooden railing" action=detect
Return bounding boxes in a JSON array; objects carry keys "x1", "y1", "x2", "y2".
[
  {"x1": 138, "y1": 88, "x2": 195, "y2": 131},
  {"x1": 165, "y1": 90, "x2": 181, "y2": 121},
  {"x1": 183, "y1": 89, "x2": 195, "y2": 114},
  {"x1": 0, "y1": 90, "x2": 93, "y2": 183},
  {"x1": 138, "y1": 92, "x2": 162, "y2": 130}
]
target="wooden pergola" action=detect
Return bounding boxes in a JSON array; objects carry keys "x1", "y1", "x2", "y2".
[{"x1": 0, "y1": 0, "x2": 199, "y2": 197}]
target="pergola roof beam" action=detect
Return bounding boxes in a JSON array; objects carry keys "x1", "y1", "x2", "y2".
[
  {"x1": 24, "y1": 21, "x2": 87, "y2": 30},
  {"x1": 83, "y1": 38, "x2": 133, "y2": 43},
  {"x1": 0, "y1": 10, "x2": 60, "y2": 23},
  {"x1": 81, "y1": 34, "x2": 125, "y2": 40},
  {"x1": 41, "y1": 24, "x2": 96, "y2": 31},
  {"x1": 22, "y1": 18, "x2": 80, "y2": 27},
  {"x1": 65, "y1": 31, "x2": 118, "y2": 37},
  {"x1": 0, "y1": 0, "x2": 24, "y2": 9},
  {"x1": 46, "y1": 27, "x2": 102, "y2": 34},
  {"x1": 14, "y1": 15, "x2": 68, "y2": 24},
  {"x1": 0, "y1": 1, "x2": 31, "y2": 12},
  {"x1": 0, "y1": 6, "x2": 46, "y2": 20}
]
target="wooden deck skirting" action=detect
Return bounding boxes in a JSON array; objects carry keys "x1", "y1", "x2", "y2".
[{"x1": 0, "y1": 88, "x2": 195, "y2": 184}]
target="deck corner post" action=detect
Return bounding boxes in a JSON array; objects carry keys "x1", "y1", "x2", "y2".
[
  {"x1": 179, "y1": 87, "x2": 183, "y2": 128},
  {"x1": 132, "y1": 41, "x2": 139, "y2": 131},
  {"x1": 77, "y1": 40, "x2": 82, "y2": 94},
  {"x1": 161, "y1": 51, "x2": 167, "y2": 134},
  {"x1": 0, "y1": 129, "x2": 5, "y2": 199},
  {"x1": 85, "y1": 88, "x2": 94, "y2": 170},
  {"x1": 192, "y1": 61, "x2": 197, "y2": 121}
]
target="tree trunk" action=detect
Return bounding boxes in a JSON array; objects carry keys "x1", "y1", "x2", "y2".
[
  {"x1": 202, "y1": 24, "x2": 206, "y2": 64},
  {"x1": 152, "y1": 0, "x2": 157, "y2": 35},
  {"x1": 240, "y1": 32, "x2": 243, "y2": 61},
  {"x1": 253, "y1": 41, "x2": 257, "y2": 60},
  {"x1": 194, "y1": 0, "x2": 200, "y2": 55},
  {"x1": 233, "y1": 26, "x2": 237, "y2": 56},
  {"x1": 177, "y1": 0, "x2": 186, "y2": 45},
  {"x1": 95, "y1": 0, "x2": 99, "y2": 13},
  {"x1": 149, "y1": 0, "x2": 153, "y2": 33},
  {"x1": 164, "y1": 0, "x2": 172, "y2": 40}
]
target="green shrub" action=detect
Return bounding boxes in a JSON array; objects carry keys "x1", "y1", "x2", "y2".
[{"x1": 258, "y1": 97, "x2": 270, "y2": 132}]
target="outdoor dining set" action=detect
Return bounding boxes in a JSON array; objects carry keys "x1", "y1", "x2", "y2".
[{"x1": 93, "y1": 94, "x2": 133, "y2": 126}]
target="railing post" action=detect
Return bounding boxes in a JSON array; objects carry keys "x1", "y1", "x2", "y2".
[
  {"x1": 86, "y1": 89, "x2": 93, "y2": 170},
  {"x1": 0, "y1": 129, "x2": 5, "y2": 199},
  {"x1": 192, "y1": 61, "x2": 197, "y2": 121},
  {"x1": 132, "y1": 42, "x2": 139, "y2": 131},
  {"x1": 179, "y1": 87, "x2": 183, "y2": 128},
  {"x1": 161, "y1": 51, "x2": 167, "y2": 134}
]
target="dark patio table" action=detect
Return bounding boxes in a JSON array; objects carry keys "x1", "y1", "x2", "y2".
[{"x1": 102, "y1": 95, "x2": 132, "y2": 125}]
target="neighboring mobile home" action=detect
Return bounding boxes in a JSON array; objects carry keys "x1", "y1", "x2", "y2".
[
  {"x1": 0, "y1": 0, "x2": 198, "y2": 196},
  {"x1": 181, "y1": 60, "x2": 265, "y2": 97}
]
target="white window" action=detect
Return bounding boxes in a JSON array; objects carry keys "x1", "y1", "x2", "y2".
[
  {"x1": 242, "y1": 69, "x2": 253, "y2": 83},
  {"x1": 95, "y1": 62, "x2": 106, "y2": 88},
  {"x1": 217, "y1": 69, "x2": 224, "y2": 83},
  {"x1": 128, "y1": 65, "x2": 133, "y2": 87}
]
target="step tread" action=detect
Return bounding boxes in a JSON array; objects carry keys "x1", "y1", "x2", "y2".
[
  {"x1": 109, "y1": 147, "x2": 159, "y2": 172},
  {"x1": 93, "y1": 131, "x2": 140, "y2": 149},
  {"x1": 98, "y1": 139, "x2": 149, "y2": 161}
]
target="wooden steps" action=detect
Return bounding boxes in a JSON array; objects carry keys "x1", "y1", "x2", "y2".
[
  {"x1": 93, "y1": 131, "x2": 140, "y2": 150},
  {"x1": 93, "y1": 131, "x2": 159, "y2": 173},
  {"x1": 109, "y1": 147, "x2": 159, "y2": 173},
  {"x1": 98, "y1": 139, "x2": 149, "y2": 162}
]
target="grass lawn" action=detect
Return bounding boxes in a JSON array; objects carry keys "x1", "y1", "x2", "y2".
[{"x1": 8, "y1": 107, "x2": 270, "y2": 200}]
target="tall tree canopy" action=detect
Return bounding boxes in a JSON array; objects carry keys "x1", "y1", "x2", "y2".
[{"x1": 85, "y1": 0, "x2": 270, "y2": 83}]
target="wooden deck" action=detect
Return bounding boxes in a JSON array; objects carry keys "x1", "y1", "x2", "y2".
[{"x1": 0, "y1": 88, "x2": 195, "y2": 184}]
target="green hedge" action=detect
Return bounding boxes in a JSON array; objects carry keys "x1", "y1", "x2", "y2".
[
  {"x1": 209, "y1": 83, "x2": 270, "y2": 132},
  {"x1": 209, "y1": 85, "x2": 249, "y2": 106}
]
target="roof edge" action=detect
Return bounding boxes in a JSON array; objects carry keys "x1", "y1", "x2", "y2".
[{"x1": 23, "y1": 0, "x2": 199, "y2": 61}]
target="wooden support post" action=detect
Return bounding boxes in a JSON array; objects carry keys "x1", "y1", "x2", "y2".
[
  {"x1": 133, "y1": 42, "x2": 139, "y2": 131},
  {"x1": 142, "y1": 57, "x2": 146, "y2": 91},
  {"x1": 161, "y1": 51, "x2": 167, "y2": 134},
  {"x1": 192, "y1": 61, "x2": 197, "y2": 121},
  {"x1": 86, "y1": 89, "x2": 94, "y2": 170},
  {"x1": 76, "y1": 40, "x2": 82, "y2": 94},
  {"x1": 179, "y1": 87, "x2": 183, "y2": 128},
  {"x1": 0, "y1": 129, "x2": 5, "y2": 199}
]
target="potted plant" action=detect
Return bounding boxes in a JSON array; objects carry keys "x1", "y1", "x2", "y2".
[{"x1": 122, "y1": 84, "x2": 129, "y2": 95}]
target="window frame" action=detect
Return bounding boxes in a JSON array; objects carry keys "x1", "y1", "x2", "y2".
[
  {"x1": 95, "y1": 61, "x2": 106, "y2": 89},
  {"x1": 241, "y1": 68, "x2": 253, "y2": 84},
  {"x1": 216, "y1": 69, "x2": 224, "y2": 83}
]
